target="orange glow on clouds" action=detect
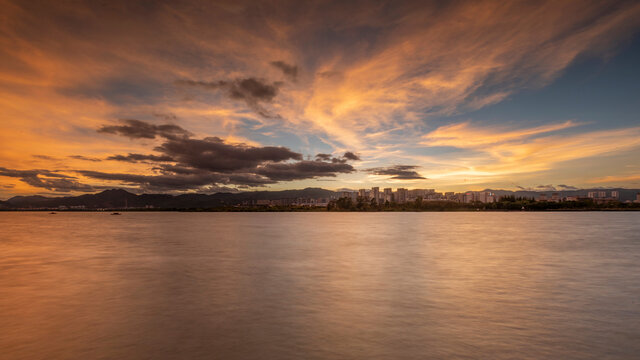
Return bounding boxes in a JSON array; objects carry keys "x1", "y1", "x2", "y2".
[{"x1": 1, "y1": 0, "x2": 640, "y2": 196}]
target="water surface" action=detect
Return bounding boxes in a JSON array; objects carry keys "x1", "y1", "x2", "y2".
[{"x1": 1, "y1": 212, "x2": 639, "y2": 359}]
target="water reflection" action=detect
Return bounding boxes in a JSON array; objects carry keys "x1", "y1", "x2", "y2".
[{"x1": 1, "y1": 212, "x2": 639, "y2": 359}]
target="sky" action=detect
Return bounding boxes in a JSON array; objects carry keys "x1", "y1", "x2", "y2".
[{"x1": 1, "y1": 0, "x2": 640, "y2": 197}]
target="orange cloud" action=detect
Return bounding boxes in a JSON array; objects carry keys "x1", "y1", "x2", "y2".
[
  {"x1": 589, "y1": 174, "x2": 640, "y2": 184},
  {"x1": 419, "y1": 122, "x2": 640, "y2": 186},
  {"x1": 1, "y1": 0, "x2": 640, "y2": 195}
]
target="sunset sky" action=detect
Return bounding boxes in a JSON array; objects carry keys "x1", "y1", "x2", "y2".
[{"x1": 1, "y1": 0, "x2": 640, "y2": 197}]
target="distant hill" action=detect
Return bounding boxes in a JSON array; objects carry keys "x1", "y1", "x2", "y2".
[{"x1": 0, "y1": 188, "x2": 338, "y2": 209}]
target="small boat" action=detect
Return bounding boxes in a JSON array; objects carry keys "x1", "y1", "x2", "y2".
[
  {"x1": 110, "y1": 212, "x2": 122, "y2": 215},
  {"x1": 49, "y1": 212, "x2": 56, "y2": 214}
]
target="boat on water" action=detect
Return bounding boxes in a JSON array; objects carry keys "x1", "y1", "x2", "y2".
[
  {"x1": 110, "y1": 212, "x2": 122, "y2": 215},
  {"x1": 49, "y1": 212, "x2": 56, "y2": 214}
]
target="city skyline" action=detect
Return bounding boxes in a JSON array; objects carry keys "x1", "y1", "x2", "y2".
[{"x1": 2, "y1": 0, "x2": 640, "y2": 197}]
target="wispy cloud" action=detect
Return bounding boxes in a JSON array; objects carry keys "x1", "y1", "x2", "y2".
[
  {"x1": 1, "y1": 0, "x2": 639, "y2": 194},
  {"x1": 589, "y1": 174, "x2": 640, "y2": 184},
  {"x1": 420, "y1": 122, "x2": 640, "y2": 182}
]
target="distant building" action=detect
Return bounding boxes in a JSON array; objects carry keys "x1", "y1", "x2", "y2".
[
  {"x1": 383, "y1": 188, "x2": 393, "y2": 203},
  {"x1": 611, "y1": 191, "x2": 619, "y2": 199},
  {"x1": 372, "y1": 187, "x2": 380, "y2": 203},
  {"x1": 598, "y1": 191, "x2": 607, "y2": 198},
  {"x1": 358, "y1": 189, "x2": 367, "y2": 198},
  {"x1": 396, "y1": 188, "x2": 408, "y2": 203},
  {"x1": 551, "y1": 193, "x2": 560, "y2": 202},
  {"x1": 462, "y1": 191, "x2": 496, "y2": 203},
  {"x1": 539, "y1": 193, "x2": 547, "y2": 201},
  {"x1": 340, "y1": 191, "x2": 357, "y2": 201}
]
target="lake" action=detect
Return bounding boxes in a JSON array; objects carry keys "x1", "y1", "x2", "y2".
[{"x1": 1, "y1": 212, "x2": 639, "y2": 359}]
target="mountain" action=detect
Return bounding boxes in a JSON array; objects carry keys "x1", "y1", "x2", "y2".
[{"x1": 0, "y1": 188, "x2": 338, "y2": 209}]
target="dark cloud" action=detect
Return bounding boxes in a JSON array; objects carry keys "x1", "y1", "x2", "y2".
[
  {"x1": 317, "y1": 71, "x2": 342, "y2": 79},
  {"x1": 316, "y1": 152, "x2": 360, "y2": 163},
  {"x1": 4, "y1": 119, "x2": 366, "y2": 193},
  {"x1": 77, "y1": 170, "x2": 222, "y2": 192},
  {"x1": 255, "y1": 161, "x2": 355, "y2": 181},
  {"x1": 0, "y1": 167, "x2": 95, "y2": 192},
  {"x1": 79, "y1": 120, "x2": 357, "y2": 191},
  {"x1": 176, "y1": 78, "x2": 280, "y2": 118},
  {"x1": 32, "y1": 154, "x2": 58, "y2": 160},
  {"x1": 557, "y1": 184, "x2": 578, "y2": 190},
  {"x1": 98, "y1": 119, "x2": 192, "y2": 139},
  {"x1": 77, "y1": 170, "x2": 274, "y2": 191},
  {"x1": 366, "y1": 165, "x2": 426, "y2": 180},
  {"x1": 343, "y1": 152, "x2": 360, "y2": 161},
  {"x1": 155, "y1": 136, "x2": 302, "y2": 172},
  {"x1": 106, "y1": 153, "x2": 175, "y2": 163},
  {"x1": 153, "y1": 112, "x2": 178, "y2": 121},
  {"x1": 270, "y1": 61, "x2": 298, "y2": 80},
  {"x1": 69, "y1": 155, "x2": 102, "y2": 162}
]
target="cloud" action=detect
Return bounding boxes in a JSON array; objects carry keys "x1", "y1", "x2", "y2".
[
  {"x1": 589, "y1": 174, "x2": 640, "y2": 184},
  {"x1": 32, "y1": 154, "x2": 58, "y2": 160},
  {"x1": 315, "y1": 152, "x2": 360, "y2": 163},
  {"x1": 106, "y1": 153, "x2": 175, "y2": 163},
  {"x1": 2, "y1": 1, "x2": 640, "y2": 194},
  {"x1": 79, "y1": 120, "x2": 360, "y2": 191},
  {"x1": 155, "y1": 136, "x2": 302, "y2": 172},
  {"x1": 69, "y1": 155, "x2": 102, "y2": 162},
  {"x1": 176, "y1": 78, "x2": 280, "y2": 118},
  {"x1": 98, "y1": 119, "x2": 192, "y2": 139},
  {"x1": 297, "y1": 1, "x2": 640, "y2": 146},
  {"x1": 557, "y1": 184, "x2": 578, "y2": 190},
  {"x1": 366, "y1": 165, "x2": 426, "y2": 180},
  {"x1": 420, "y1": 121, "x2": 640, "y2": 180},
  {"x1": 255, "y1": 161, "x2": 355, "y2": 181},
  {"x1": 422, "y1": 120, "x2": 580, "y2": 148},
  {"x1": 270, "y1": 61, "x2": 298, "y2": 81},
  {"x1": 0, "y1": 167, "x2": 95, "y2": 192},
  {"x1": 343, "y1": 152, "x2": 361, "y2": 161},
  {"x1": 76, "y1": 169, "x2": 277, "y2": 191}
]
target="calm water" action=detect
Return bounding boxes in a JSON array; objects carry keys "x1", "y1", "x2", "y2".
[{"x1": 1, "y1": 212, "x2": 639, "y2": 359}]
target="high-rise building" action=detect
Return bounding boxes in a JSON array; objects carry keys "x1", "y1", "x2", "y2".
[
  {"x1": 396, "y1": 188, "x2": 408, "y2": 203},
  {"x1": 463, "y1": 192, "x2": 475, "y2": 203},
  {"x1": 539, "y1": 193, "x2": 547, "y2": 201},
  {"x1": 611, "y1": 191, "x2": 619, "y2": 199},
  {"x1": 383, "y1": 188, "x2": 393, "y2": 202},
  {"x1": 598, "y1": 191, "x2": 607, "y2": 198},
  {"x1": 358, "y1": 189, "x2": 367, "y2": 198},
  {"x1": 371, "y1": 187, "x2": 380, "y2": 203}
]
